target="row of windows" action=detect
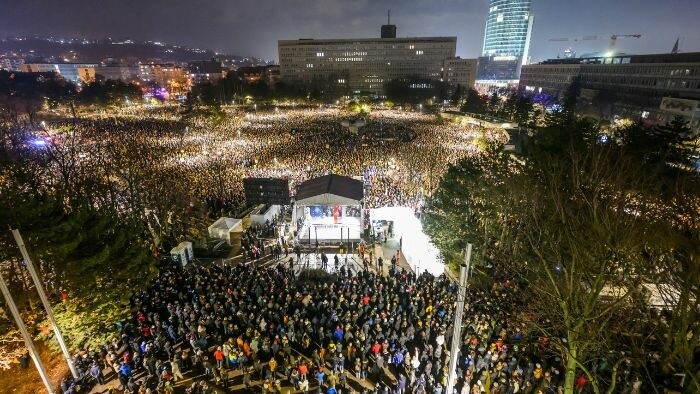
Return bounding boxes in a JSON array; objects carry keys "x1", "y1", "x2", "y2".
[
  {"x1": 282, "y1": 61, "x2": 446, "y2": 67},
  {"x1": 584, "y1": 66, "x2": 699, "y2": 77},
  {"x1": 492, "y1": 13, "x2": 529, "y2": 22},
  {"x1": 583, "y1": 76, "x2": 699, "y2": 89},
  {"x1": 280, "y1": 48, "x2": 454, "y2": 59},
  {"x1": 280, "y1": 44, "x2": 453, "y2": 52},
  {"x1": 524, "y1": 65, "x2": 700, "y2": 78}
]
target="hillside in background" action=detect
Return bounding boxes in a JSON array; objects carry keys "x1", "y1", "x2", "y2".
[{"x1": 0, "y1": 36, "x2": 266, "y2": 66}]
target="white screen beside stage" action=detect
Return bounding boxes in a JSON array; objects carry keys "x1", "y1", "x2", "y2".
[{"x1": 370, "y1": 206, "x2": 445, "y2": 276}]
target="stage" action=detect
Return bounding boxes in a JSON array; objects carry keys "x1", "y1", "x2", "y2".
[
  {"x1": 300, "y1": 223, "x2": 363, "y2": 243},
  {"x1": 297, "y1": 206, "x2": 363, "y2": 242},
  {"x1": 294, "y1": 174, "x2": 365, "y2": 244}
]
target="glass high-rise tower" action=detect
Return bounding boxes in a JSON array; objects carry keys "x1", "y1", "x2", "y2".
[{"x1": 477, "y1": 0, "x2": 534, "y2": 84}]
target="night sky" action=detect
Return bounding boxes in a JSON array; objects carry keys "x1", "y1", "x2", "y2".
[{"x1": 1, "y1": 0, "x2": 698, "y2": 62}]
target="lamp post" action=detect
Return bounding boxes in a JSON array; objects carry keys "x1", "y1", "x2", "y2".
[
  {"x1": 0, "y1": 273, "x2": 55, "y2": 393},
  {"x1": 447, "y1": 244, "x2": 472, "y2": 394},
  {"x1": 11, "y1": 229, "x2": 80, "y2": 379}
]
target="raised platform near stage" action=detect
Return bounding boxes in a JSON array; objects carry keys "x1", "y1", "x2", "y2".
[{"x1": 299, "y1": 222, "x2": 363, "y2": 243}]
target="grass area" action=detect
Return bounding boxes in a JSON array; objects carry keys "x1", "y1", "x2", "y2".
[{"x1": 0, "y1": 341, "x2": 67, "y2": 394}]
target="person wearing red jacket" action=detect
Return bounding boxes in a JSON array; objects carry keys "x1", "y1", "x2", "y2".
[
  {"x1": 214, "y1": 346, "x2": 225, "y2": 369},
  {"x1": 371, "y1": 341, "x2": 381, "y2": 355},
  {"x1": 298, "y1": 361, "x2": 309, "y2": 380}
]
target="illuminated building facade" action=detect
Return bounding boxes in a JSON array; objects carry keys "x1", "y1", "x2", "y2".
[
  {"x1": 138, "y1": 64, "x2": 189, "y2": 98},
  {"x1": 278, "y1": 22, "x2": 456, "y2": 96},
  {"x1": 20, "y1": 63, "x2": 97, "y2": 84},
  {"x1": 477, "y1": 0, "x2": 534, "y2": 85}
]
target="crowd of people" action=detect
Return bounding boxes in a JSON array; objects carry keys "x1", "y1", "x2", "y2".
[
  {"x1": 37, "y1": 105, "x2": 537, "y2": 394},
  {"x1": 38, "y1": 106, "x2": 501, "y2": 222},
  {"x1": 69, "y1": 256, "x2": 594, "y2": 394}
]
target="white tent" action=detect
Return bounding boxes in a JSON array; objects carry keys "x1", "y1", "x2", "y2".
[
  {"x1": 295, "y1": 174, "x2": 364, "y2": 206},
  {"x1": 208, "y1": 217, "x2": 243, "y2": 245}
]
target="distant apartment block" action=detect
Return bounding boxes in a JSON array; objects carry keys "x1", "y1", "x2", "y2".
[{"x1": 20, "y1": 63, "x2": 97, "y2": 84}]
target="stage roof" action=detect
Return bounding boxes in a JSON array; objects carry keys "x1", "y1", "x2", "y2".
[{"x1": 296, "y1": 174, "x2": 364, "y2": 206}]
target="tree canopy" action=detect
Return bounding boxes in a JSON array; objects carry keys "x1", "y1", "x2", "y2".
[
  {"x1": 425, "y1": 110, "x2": 700, "y2": 393},
  {"x1": 77, "y1": 79, "x2": 142, "y2": 107}
]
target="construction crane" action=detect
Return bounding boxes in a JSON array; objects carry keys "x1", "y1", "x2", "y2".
[
  {"x1": 548, "y1": 35, "x2": 599, "y2": 43},
  {"x1": 549, "y1": 34, "x2": 642, "y2": 56},
  {"x1": 609, "y1": 34, "x2": 641, "y2": 54}
]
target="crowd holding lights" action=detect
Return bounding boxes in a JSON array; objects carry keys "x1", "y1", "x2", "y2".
[
  {"x1": 38, "y1": 105, "x2": 504, "y2": 218},
  {"x1": 28, "y1": 105, "x2": 543, "y2": 394}
]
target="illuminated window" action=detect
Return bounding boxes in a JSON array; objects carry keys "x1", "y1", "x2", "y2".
[
  {"x1": 408, "y1": 45, "x2": 415, "y2": 50},
  {"x1": 338, "y1": 78, "x2": 345, "y2": 83},
  {"x1": 316, "y1": 52, "x2": 324, "y2": 57},
  {"x1": 497, "y1": 14, "x2": 504, "y2": 22},
  {"x1": 306, "y1": 64, "x2": 314, "y2": 68},
  {"x1": 416, "y1": 50, "x2": 424, "y2": 55}
]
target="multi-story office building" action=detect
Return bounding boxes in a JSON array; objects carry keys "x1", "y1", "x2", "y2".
[
  {"x1": 139, "y1": 64, "x2": 188, "y2": 84},
  {"x1": 442, "y1": 57, "x2": 478, "y2": 87},
  {"x1": 519, "y1": 52, "x2": 700, "y2": 131},
  {"x1": 138, "y1": 64, "x2": 190, "y2": 97},
  {"x1": 20, "y1": 63, "x2": 97, "y2": 84},
  {"x1": 477, "y1": 0, "x2": 534, "y2": 85},
  {"x1": 278, "y1": 21, "x2": 457, "y2": 96}
]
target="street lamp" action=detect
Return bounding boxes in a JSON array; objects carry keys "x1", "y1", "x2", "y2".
[{"x1": 447, "y1": 244, "x2": 472, "y2": 394}]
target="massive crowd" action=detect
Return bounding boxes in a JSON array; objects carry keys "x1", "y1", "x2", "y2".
[
  {"x1": 67, "y1": 259, "x2": 589, "y2": 394},
  {"x1": 40, "y1": 106, "x2": 538, "y2": 394},
  {"x1": 39, "y1": 106, "x2": 501, "y2": 220}
]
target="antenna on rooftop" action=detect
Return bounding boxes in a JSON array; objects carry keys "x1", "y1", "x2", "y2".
[{"x1": 381, "y1": 9, "x2": 397, "y2": 39}]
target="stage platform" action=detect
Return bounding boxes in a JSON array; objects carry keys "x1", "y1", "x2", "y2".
[
  {"x1": 299, "y1": 224, "x2": 362, "y2": 243},
  {"x1": 298, "y1": 215, "x2": 362, "y2": 243}
]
